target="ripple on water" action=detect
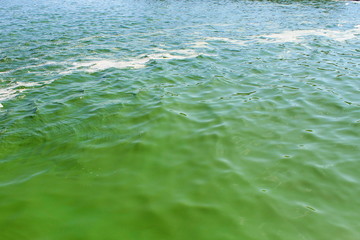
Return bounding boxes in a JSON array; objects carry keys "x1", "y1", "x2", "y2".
[{"x1": 0, "y1": 0, "x2": 360, "y2": 239}]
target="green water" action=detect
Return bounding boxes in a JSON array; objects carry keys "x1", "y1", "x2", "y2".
[{"x1": 1, "y1": 0, "x2": 360, "y2": 239}]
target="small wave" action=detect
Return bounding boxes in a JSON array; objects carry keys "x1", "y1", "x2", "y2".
[{"x1": 0, "y1": 169, "x2": 48, "y2": 187}]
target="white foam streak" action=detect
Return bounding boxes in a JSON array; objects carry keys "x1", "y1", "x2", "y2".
[
  {"x1": 205, "y1": 37, "x2": 246, "y2": 46},
  {"x1": 258, "y1": 25, "x2": 360, "y2": 43},
  {"x1": 189, "y1": 41, "x2": 209, "y2": 48},
  {"x1": 0, "y1": 87, "x2": 24, "y2": 103},
  {"x1": 0, "y1": 81, "x2": 51, "y2": 103},
  {"x1": 0, "y1": 61, "x2": 60, "y2": 75},
  {"x1": 67, "y1": 49, "x2": 202, "y2": 73},
  {"x1": 62, "y1": 25, "x2": 360, "y2": 74}
]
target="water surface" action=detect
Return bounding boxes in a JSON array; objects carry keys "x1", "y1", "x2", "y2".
[{"x1": 1, "y1": 0, "x2": 360, "y2": 239}]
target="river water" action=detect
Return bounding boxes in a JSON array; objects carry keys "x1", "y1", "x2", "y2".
[{"x1": 1, "y1": 0, "x2": 359, "y2": 239}]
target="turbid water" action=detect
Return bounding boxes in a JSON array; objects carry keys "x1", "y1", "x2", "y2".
[{"x1": 1, "y1": 0, "x2": 359, "y2": 239}]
